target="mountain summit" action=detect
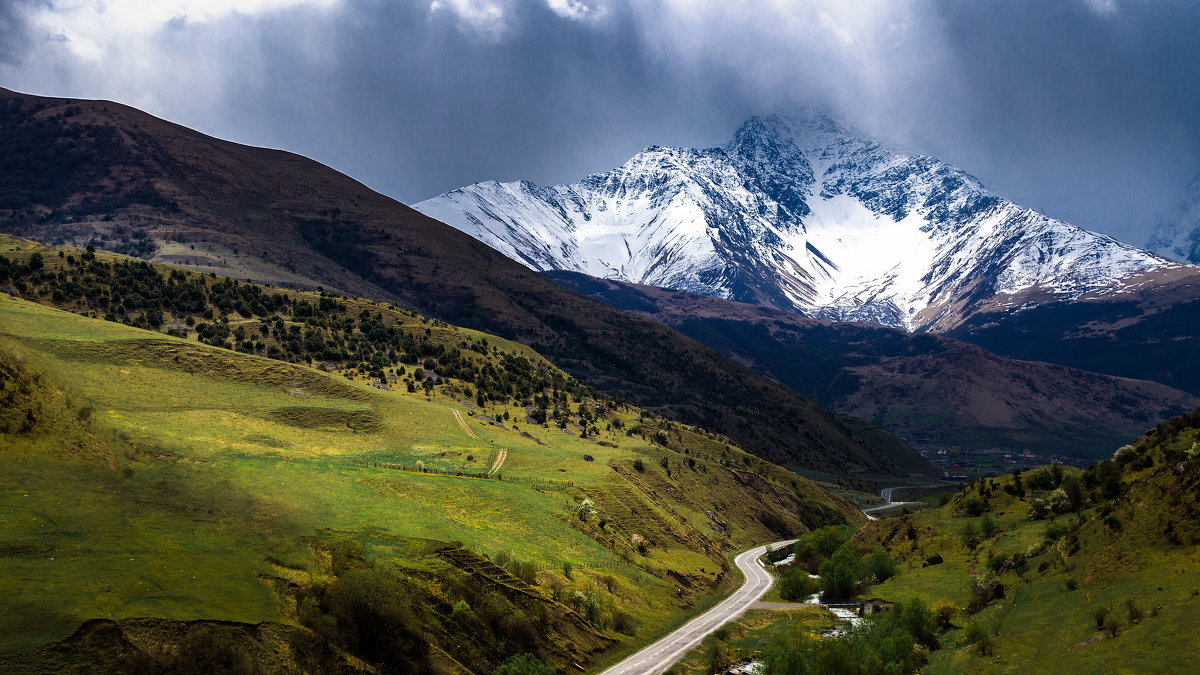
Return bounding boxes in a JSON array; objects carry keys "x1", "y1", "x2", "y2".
[
  {"x1": 417, "y1": 112, "x2": 1175, "y2": 331},
  {"x1": 1147, "y1": 173, "x2": 1200, "y2": 264}
]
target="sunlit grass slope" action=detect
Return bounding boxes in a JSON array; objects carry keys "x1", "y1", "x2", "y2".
[
  {"x1": 852, "y1": 415, "x2": 1200, "y2": 673},
  {"x1": 0, "y1": 261, "x2": 862, "y2": 673}
]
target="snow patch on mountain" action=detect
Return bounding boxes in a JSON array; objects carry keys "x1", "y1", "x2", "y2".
[{"x1": 416, "y1": 111, "x2": 1174, "y2": 331}]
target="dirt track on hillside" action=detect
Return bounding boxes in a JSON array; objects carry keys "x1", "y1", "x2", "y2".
[{"x1": 452, "y1": 409, "x2": 478, "y2": 439}]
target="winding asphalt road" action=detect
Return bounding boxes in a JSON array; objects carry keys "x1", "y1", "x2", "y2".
[
  {"x1": 599, "y1": 484, "x2": 952, "y2": 673},
  {"x1": 598, "y1": 539, "x2": 796, "y2": 675},
  {"x1": 862, "y1": 484, "x2": 948, "y2": 516}
]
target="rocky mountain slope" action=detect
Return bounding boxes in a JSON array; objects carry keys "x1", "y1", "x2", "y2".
[
  {"x1": 418, "y1": 111, "x2": 1179, "y2": 332},
  {"x1": 0, "y1": 87, "x2": 920, "y2": 477},
  {"x1": 547, "y1": 271, "x2": 1200, "y2": 459}
]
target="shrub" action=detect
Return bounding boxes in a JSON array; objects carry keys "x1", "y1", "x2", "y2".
[
  {"x1": 1093, "y1": 606, "x2": 1109, "y2": 630},
  {"x1": 793, "y1": 525, "x2": 854, "y2": 565},
  {"x1": 632, "y1": 458, "x2": 645, "y2": 472},
  {"x1": 631, "y1": 533, "x2": 648, "y2": 556},
  {"x1": 1047, "y1": 488, "x2": 1070, "y2": 514},
  {"x1": 779, "y1": 568, "x2": 818, "y2": 601},
  {"x1": 1043, "y1": 521, "x2": 1069, "y2": 545},
  {"x1": 962, "y1": 496, "x2": 987, "y2": 517},
  {"x1": 1125, "y1": 598, "x2": 1144, "y2": 624},
  {"x1": 763, "y1": 597, "x2": 937, "y2": 673},
  {"x1": 495, "y1": 653, "x2": 554, "y2": 675},
  {"x1": 612, "y1": 610, "x2": 637, "y2": 636},
  {"x1": 980, "y1": 513, "x2": 999, "y2": 538},
  {"x1": 1065, "y1": 578, "x2": 1078, "y2": 591},
  {"x1": 576, "y1": 499, "x2": 596, "y2": 521},
  {"x1": 966, "y1": 577, "x2": 999, "y2": 613},
  {"x1": 1103, "y1": 613, "x2": 1122, "y2": 637},
  {"x1": 963, "y1": 620, "x2": 987, "y2": 645},
  {"x1": 562, "y1": 560, "x2": 573, "y2": 579},
  {"x1": 932, "y1": 600, "x2": 957, "y2": 629},
  {"x1": 961, "y1": 521, "x2": 980, "y2": 549},
  {"x1": 324, "y1": 568, "x2": 431, "y2": 672},
  {"x1": 863, "y1": 551, "x2": 897, "y2": 584},
  {"x1": 1027, "y1": 497, "x2": 1050, "y2": 520},
  {"x1": 452, "y1": 599, "x2": 472, "y2": 615},
  {"x1": 708, "y1": 641, "x2": 735, "y2": 674}
]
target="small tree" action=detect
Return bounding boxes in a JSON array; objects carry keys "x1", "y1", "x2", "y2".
[
  {"x1": 932, "y1": 600, "x2": 957, "y2": 630},
  {"x1": 576, "y1": 499, "x2": 597, "y2": 521},
  {"x1": 863, "y1": 551, "x2": 897, "y2": 584},
  {"x1": 779, "y1": 568, "x2": 818, "y2": 601},
  {"x1": 980, "y1": 513, "x2": 999, "y2": 538},
  {"x1": 817, "y1": 546, "x2": 859, "y2": 598},
  {"x1": 1047, "y1": 488, "x2": 1070, "y2": 514},
  {"x1": 1026, "y1": 497, "x2": 1050, "y2": 520},
  {"x1": 961, "y1": 521, "x2": 980, "y2": 549}
]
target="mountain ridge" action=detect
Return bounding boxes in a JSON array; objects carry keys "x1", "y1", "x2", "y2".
[
  {"x1": 0, "y1": 87, "x2": 921, "y2": 478},
  {"x1": 417, "y1": 111, "x2": 1182, "y2": 332}
]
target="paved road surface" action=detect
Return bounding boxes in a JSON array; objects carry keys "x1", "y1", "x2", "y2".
[
  {"x1": 863, "y1": 485, "x2": 947, "y2": 516},
  {"x1": 599, "y1": 484, "x2": 949, "y2": 672},
  {"x1": 598, "y1": 539, "x2": 796, "y2": 675}
]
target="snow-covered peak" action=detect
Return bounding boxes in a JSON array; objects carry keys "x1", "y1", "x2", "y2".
[
  {"x1": 1147, "y1": 174, "x2": 1200, "y2": 264},
  {"x1": 416, "y1": 113, "x2": 1177, "y2": 332}
]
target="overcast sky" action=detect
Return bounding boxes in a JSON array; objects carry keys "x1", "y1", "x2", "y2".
[{"x1": 2, "y1": 0, "x2": 1198, "y2": 242}]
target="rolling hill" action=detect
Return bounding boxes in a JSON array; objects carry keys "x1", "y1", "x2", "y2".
[
  {"x1": 0, "y1": 87, "x2": 921, "y2": 478},
  {"x1": 851, "y1": 410, "x2": 1200, "y2": 672},
  {"x1": 0, "y1": 236, "x2": 866, "y2": 673}
]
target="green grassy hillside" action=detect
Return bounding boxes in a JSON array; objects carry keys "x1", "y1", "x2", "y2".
[
  {"x1": 850, "y1": 413, "x2": 1200, "y2": 672},
  {"x1": 0, "y1": 240, "x2": 865, "y2": 673}
]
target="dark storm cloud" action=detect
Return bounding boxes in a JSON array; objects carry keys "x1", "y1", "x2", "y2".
[{"x1": 1, "y1": 1, "x2": 1198, "y2": 240}]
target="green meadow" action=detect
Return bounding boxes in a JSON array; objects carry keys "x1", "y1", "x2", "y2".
[{"x1": 0, "y1": 288, "x2": 859, "y2": 672}]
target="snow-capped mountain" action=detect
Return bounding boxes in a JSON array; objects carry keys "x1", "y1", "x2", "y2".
[
  {"x1": 1147, "y1": 174, "x2": 1200, "y2": 264},
  {"x1": 416, "y1": 111, "x2": 1176, "y2": 331}
]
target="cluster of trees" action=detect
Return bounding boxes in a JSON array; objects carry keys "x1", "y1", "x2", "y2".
[
  {"x1": 779, "y1": 525, "x2": 896, "y2": 600},
  {"x1": 2, "y1": 250, "x2": 631, "y2": 432},
  {"x1": 762, "y1": 598, "x2": 940, "y2": 674},
  {"x1": 0, "y1": 98, "x2": 176, "y2": 226}
]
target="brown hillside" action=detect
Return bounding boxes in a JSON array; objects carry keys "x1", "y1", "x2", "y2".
[
  {"x1": 0, "y1": 87, "x2": 908, "y2": 476},
  {"x1": 544, "y1": 271, "x2": 1200, "y2": 459}
]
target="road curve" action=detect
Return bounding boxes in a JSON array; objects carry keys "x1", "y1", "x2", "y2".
[
  {"x1": 598, "y1": 539, "x2": 796, "y2": 675},
  {"x1": 863, "y1": 484, "x2": 949, "y2": 516}
]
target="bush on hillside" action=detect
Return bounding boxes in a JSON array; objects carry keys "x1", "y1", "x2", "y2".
[
  {"x1": 817, "y1": 546, "x2": 860, "y2": 598},
  {"x1": 495, "y1": 653, "x2": 554, "y2": 675},
  {"x1": 862, "y1": 551, "x2": 897, "y2": 584},
  {"x1": 980, "y1": 513, "x2": 999, "y2": 538},
  {"x1": 961, "y1": 496, "x2": 987, "y2": 517},
  {"x1": 793, "y1": 524, "x2": 854, "y2": 565},
  {"x1": 1026, "y1": 497, "x2": 1050, "y2": 520}
]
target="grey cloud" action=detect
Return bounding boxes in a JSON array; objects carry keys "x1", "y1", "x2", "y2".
[{"x1": 0, "y1": 0, "x2": 1198, "y2": 241}]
